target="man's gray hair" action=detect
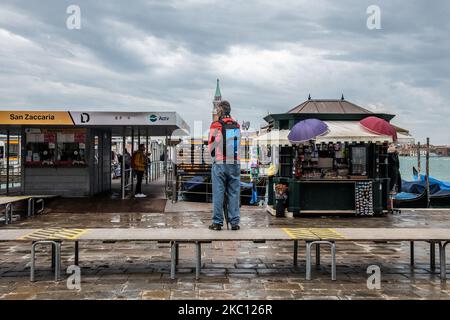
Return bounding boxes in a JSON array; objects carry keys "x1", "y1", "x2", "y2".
[{"x1": 218, "y1": 100, "x2": 231, "y2": 117}]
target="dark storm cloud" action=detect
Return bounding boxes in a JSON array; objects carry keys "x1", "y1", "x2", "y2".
[{"x1": 0, "y1": 0, "x2": 449, "y2": 143}]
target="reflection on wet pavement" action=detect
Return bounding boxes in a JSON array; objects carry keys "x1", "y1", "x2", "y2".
[{"x1": 1, "y1": 203, "x2": 449, "y2": 300}]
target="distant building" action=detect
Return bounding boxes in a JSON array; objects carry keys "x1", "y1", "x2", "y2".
[
  {"x1": 435, "y1": 146, "x2": 450, "y2": 157},
  {"x1": 402, "y1": 145, "x2": 450, "y2": 157},
  {"x1": 212, "y1": 79, "x2": 222, "y2": 122}
]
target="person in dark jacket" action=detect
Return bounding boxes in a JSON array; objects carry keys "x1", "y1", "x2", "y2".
[{"x1": 387, "y1": 144, "x2": 402, "y2": 192}]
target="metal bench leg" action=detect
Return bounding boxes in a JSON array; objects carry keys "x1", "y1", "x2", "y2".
[
  {"x1": 316, "y1": 243, "x2": 321, "y2": 266},
  {"x1": 430, "y1": 242, "x2": 436, "y2": 271},
  {"x1": 293, "y1": 240, "x2": 298, "y2": 267},
  {"x1": 31, "y1": 242, "x2": 37, "y2": 282},
  {"x1": 51, "y1": 243, "x2": 56, "y2": 270},
  {"x1": 74, "y1": 241, "x2": 79, "y2": 266},
  {"x1": 439, "y1": 241, "x2": 448, "y2": 281},
  {"x1": 170, "y1": 241, "x2": 176, "y2": 280},
  {"x1": 410, "y1": 241, "x2": 415, "y2": 266},
  {"x1": 55, "y1": 241, "x2": 61, "y2": 281},
  {"x1": 331, "y1": 242, "x2": 336, "y2": 281},
  {"x1": 30, "y1": 240, "x2": 61, "y2": 282},
  {"x1": 195, "y1": 242, "x2": 202, "y2": 280},
  {"x1": 306, "y1": 240, "x2": 336, "y2": 281},
  {"x1": 306, "y1": 241, "x2": 312, "y2": 280},
  {"x1": 27, "y1": 198, "x2": 33, "y2": 217},
  {"x1": 36, "y1": 199, "x2": 45, "y2": 215},
  {"x1": 5, "y1": 203, "x2": 12, "y2": 224}
]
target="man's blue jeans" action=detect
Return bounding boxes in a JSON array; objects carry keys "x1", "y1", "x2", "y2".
[{"x1": 212, "y1": 163, "x2": 240, "y2": 226}]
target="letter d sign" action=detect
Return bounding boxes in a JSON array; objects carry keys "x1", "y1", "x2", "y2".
[{"x1": 81, "y1": 113, "x2": 90, "y2": 123}]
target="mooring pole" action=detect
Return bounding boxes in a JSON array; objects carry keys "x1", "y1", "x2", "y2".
[
  {"x1": 426, "y1": 137, "x2": 430, "y2": 208},
  {"x1": 417, "y1": 141, "x2": 421, "y2": 175}
]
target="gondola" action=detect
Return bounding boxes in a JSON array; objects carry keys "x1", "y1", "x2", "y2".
[
  {"x1": 394, "y1": 167, "x2": 450, "y2": 208},
  {"x1": 394, "y1": 190, "x2": 428, "y2": 208},
  {"x1": 430, "y1": 189, "x2": 450, "y2": 208},
  {"x1": 181, "y1": 175, "x2": 211, "y2": 202}
]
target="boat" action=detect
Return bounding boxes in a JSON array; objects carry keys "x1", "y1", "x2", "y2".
[
  {"x1": 430, "y1": 189, "x2": 450, "y2": 208},
  {"x1": 394, "y1": 167, "x2": 450, "y2": 208},
  {"x1": 181, "y1": 175, "x2": 211, "y2": 202},
  {"x1": 394, "y1": 190, "x2": 428, "y2": 208}
]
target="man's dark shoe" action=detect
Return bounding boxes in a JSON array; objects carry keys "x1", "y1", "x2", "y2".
[
  {"x1": 208, "y1": 223, "x2": 222, "y2": 231},
  {"x1": 231, "y1": 225, "x2": 240, "y2": 231}
]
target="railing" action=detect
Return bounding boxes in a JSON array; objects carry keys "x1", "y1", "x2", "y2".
[
  {"x1": 146, "y1": 160, "x2": 164, "y2": 183},
  {"x1": 170, "y1": 175, "x2": 268, "y2": 205}
]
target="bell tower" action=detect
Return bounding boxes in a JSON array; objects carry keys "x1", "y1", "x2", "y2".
[{"x1": 212, "y1": 79, "x2": 222, "y2": 121}]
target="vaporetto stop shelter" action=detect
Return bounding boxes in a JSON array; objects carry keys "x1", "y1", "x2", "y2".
[{"x1": 0, "y1": 110, "x2": 189, "y2": 198}]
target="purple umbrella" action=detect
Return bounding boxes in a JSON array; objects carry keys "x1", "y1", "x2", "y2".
[{"x1": 288, "y1": 119, "x2": 329, "y2": 144}]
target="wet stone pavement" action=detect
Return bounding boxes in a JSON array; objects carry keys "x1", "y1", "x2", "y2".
[{"x1": 1, "y1": 203, "x2": 450, "y2": 300}]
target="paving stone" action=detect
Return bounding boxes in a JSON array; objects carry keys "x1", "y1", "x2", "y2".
[
  {"x1": 227, "y1": 268, "x2": 257, "y2": 274},
  {"x1": 142, "y1": 290, "x2": 171, "y2": 300},
  {"x1": 1, "y1": 206, "x2": 450, "y2": 299}
]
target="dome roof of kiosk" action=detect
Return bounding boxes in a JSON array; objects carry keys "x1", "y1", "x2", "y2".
[{"x1": 287, "y1": 99, "x2": 374, "y2": 114}]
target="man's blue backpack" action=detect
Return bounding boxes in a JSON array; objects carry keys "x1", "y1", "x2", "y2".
[{"x1": 219, "y1": 118, "x2": 241, "y2": 164}]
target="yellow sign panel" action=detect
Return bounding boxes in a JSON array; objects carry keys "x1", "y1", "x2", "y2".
[{"x1": 0, "y1": 111, "x2": 74, "y2": 125}]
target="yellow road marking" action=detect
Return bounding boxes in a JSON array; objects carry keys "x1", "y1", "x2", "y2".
[
  {"x1": 18, "y1": 228, "x2": 88, "y2": 240},
  {"x1": 308, "y1": 228, "x2": 346, "y2": 239},
  {"x1": 282, "y1": 228, "x2": 318, "y2": 240}
]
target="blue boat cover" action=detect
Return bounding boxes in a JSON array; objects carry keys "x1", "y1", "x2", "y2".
[
  {"x1": 419, "y1": 174, "x2": 450, "y2": 190},
  {"x1": 183, "y1": 176, "x2": 206, "y2": 191},
  {"x1": 401, "y1": 180, "x2": 439, "y2": 194},
  {"x1": 431, "y1": 189, "x2": 450, "y2": 198},
  {"x1": 240, "y1": 181, "x2": 253, "y2": 189},
  {"x1": 395, "y1": 192, "x2": 422, "y2": 200},
  {"x1": 402, "y1": 175, "x2": 450, "y2": 195}
]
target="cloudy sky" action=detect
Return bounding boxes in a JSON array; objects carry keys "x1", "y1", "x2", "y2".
[{"x1": 0, "y1": 0, "x2": 449, "y2": 143}]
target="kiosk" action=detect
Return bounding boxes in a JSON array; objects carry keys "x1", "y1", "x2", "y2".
[{"x1": 257, "y1": 98, "x2": 402, "y2": 216}]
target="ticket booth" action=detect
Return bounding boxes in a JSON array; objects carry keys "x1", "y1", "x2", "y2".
[{"x1": 0, "y1": 110, "x2": 189, "y2": 197}]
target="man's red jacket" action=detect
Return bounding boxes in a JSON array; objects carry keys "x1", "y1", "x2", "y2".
[{"x1": 207, "y1": 117, "x2": 241, "y2": 163}]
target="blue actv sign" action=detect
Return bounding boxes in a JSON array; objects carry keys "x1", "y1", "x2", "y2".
[{"x1": 149, "y1": 114, "x2": 170, "y2": 122}]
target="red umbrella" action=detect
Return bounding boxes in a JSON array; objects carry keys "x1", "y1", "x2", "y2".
[{"x1": 360, "y1": 116, "x2": 397, "y2": 141}]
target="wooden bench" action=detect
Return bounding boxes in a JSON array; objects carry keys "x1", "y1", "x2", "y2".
[{"x1": 0, "y1": 227, "x2": 448, "y2": 282}]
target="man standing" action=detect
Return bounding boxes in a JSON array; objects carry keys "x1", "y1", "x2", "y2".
[
  {"x1": 132, "y1": 144, "x2": 147, "y2": 198},
  {"x1": 208, "y1": 101, "x2": 241, "y2": 230}
]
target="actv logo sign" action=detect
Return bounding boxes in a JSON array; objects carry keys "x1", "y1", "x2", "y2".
[{"x1": 149, "y1": 114, "x2": 170, "y2": 122}]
